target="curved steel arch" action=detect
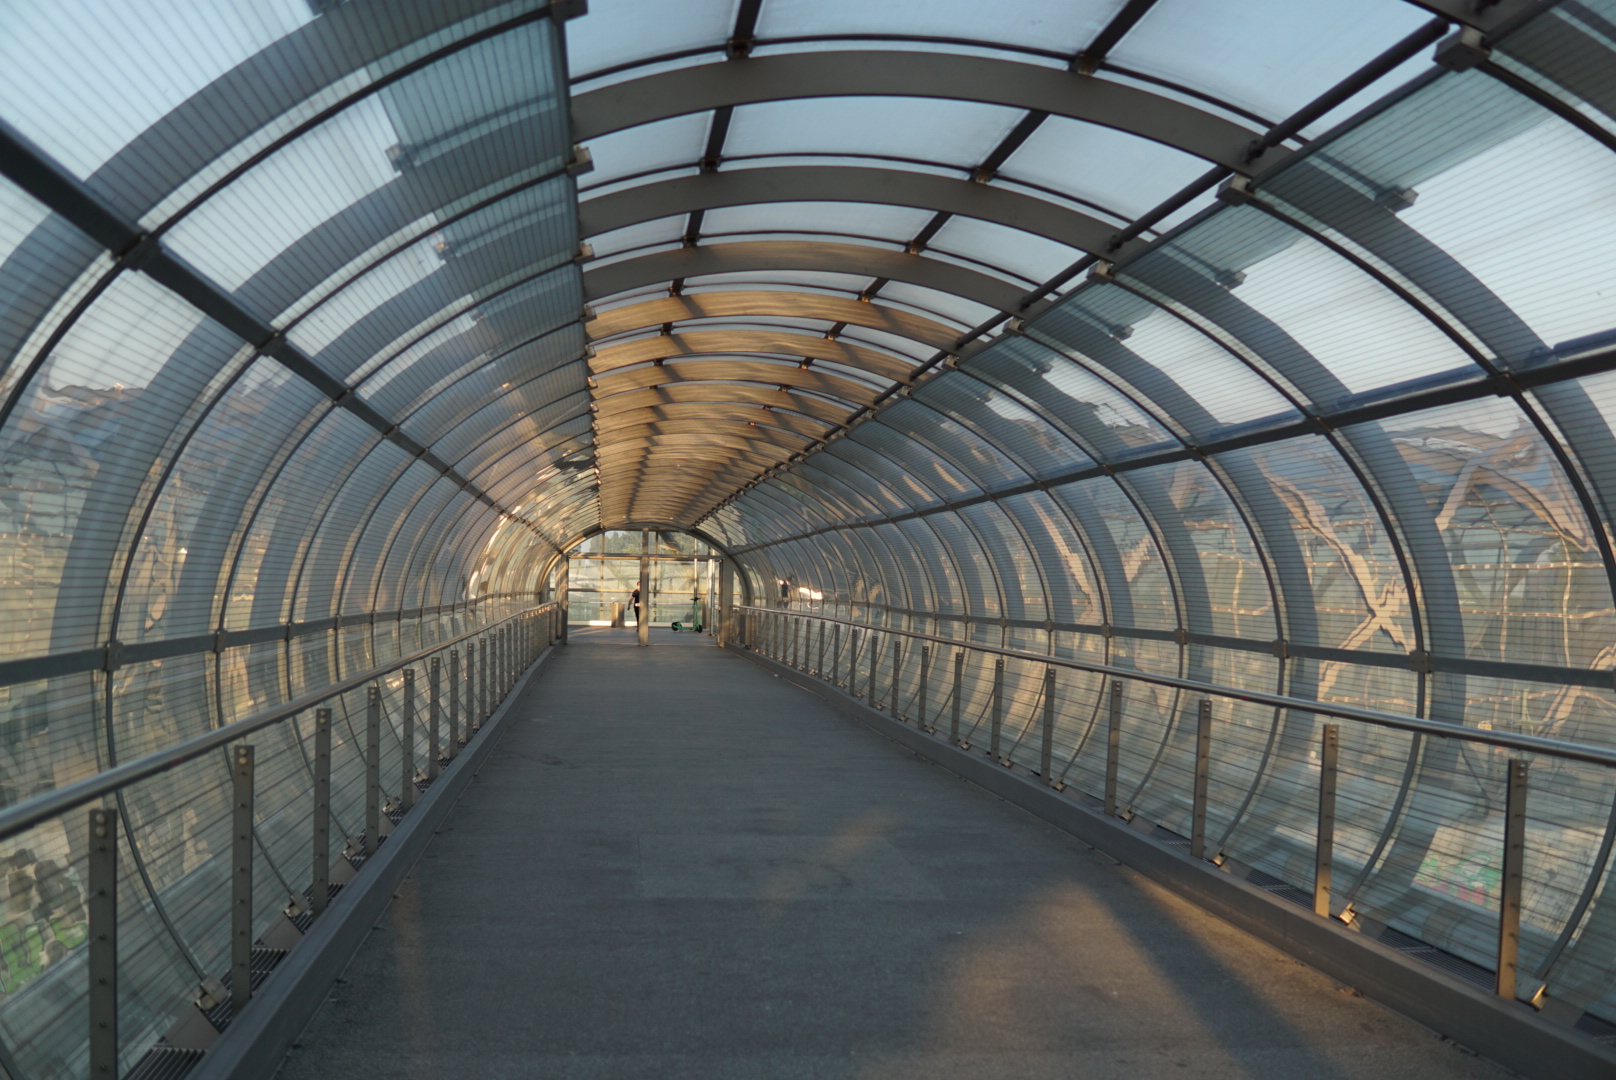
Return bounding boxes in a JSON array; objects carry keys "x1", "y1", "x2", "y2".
[
  {"x1": 588, "y1": 290, "x2": 962, "y2": 350},
  {"x1": 596, "y1": 403, "x2": 833, "y2": 440},
  {"x1": 580, "y1": 167, "x2": 1135, "y2": 259},
  {"x1": 583, "y1": 240, "x2": 1030, "y2": 312},
  {"x1": 591, "y1": 329, "x2": 915, "y2": 383},
  {"x1": 593, "y1": 382, "x2": 857, "y2": 426},
  {"x1": 592, "y1": 359, "x2": 883, "y2": 408},
  {"x1": 571, "y1": 51, "x2": 1283, "y2": 175}
]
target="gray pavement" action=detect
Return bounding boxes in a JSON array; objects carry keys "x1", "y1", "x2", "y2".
[{"x1": 275, "y1": 627, "x2": 1506, "y2": 1080}]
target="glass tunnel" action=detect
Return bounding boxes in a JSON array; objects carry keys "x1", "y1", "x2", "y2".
[{"x1": 1, "y1": 0, "x2": 1615, "y2": 1074}]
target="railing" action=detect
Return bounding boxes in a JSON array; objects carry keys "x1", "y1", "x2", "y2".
[
  {"x1": 733, "y1": 605, "x2": 1616, "y2": 1023},
  {"x1": 0, "y1": 602, "x2": 563, "y2": 1079}
]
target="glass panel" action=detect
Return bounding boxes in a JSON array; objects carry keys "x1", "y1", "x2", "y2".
[
  {"x1": 1000, "y1": 116, "x2": 1209, "y2": 220},
  {"x1": 725, "y1": 97, "x2": 1023, "y2": 167},
  {"x1": 1106, "y1": 0, "x2": 1430, "y2": 124},
  {"x1": 754, "y1": 0, "x2": 1127, "y2": 58}
]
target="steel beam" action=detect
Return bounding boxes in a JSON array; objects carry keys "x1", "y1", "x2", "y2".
[
  {"x1": 587, "y1": 290, "x2": 960, "y2": 350},
  {"x1": 583, "y1": 241, "x2": 1027, "y2": 312},
  {"x1": 580, "y1": 166, "x2": 1131, "y2": 258},
  {"x1": 572, "y1": 51, "x2": 1283, "y2": 174},
  {"x1": 591, "y1": 328, "x2": 917, "y2": 383}
]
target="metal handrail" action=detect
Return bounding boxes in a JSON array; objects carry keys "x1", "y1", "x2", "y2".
[
  {"x1": 735, "y1": 605, "x2": 1616, "y2": 768},
  {"x1": 0, "y1": 602, "x2": 560, "y2": 844}
]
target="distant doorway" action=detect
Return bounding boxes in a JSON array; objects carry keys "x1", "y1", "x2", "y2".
[{"x1": 565, "y1": 530, "x2": 718, "y2": 632}]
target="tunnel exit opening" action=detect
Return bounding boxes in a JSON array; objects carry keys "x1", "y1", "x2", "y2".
[{"x1": 564, "y1": 529, "x2": 721, "y2": 633}]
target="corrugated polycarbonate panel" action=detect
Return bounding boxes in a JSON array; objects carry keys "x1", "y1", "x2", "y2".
[{"x1": 709, "y1": 5, "x2": 1616, "y2": 1031}]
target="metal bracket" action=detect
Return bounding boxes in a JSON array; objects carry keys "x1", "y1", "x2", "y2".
[
  {"x1": 103, "y1": 640, "x2": 123, "y2": 672},
  {"x1": 1272, "y1": 638, "x2": 1289, "y2": 660},
  {"x1": 567, "y1": 144, "x2": 594, "y2": 177},
  {"x1": 1173, "y1": 628, "x2": 1189, "y2": 646},
  {"x1": 115, "y1": 233, "x2": 161, "y2": 272},
  {"x1": 1434, "y1": 26, "x2": 1490, "y2": 71},
  {"x1": 1216, "y1": 175, "x2": 1258, "y2": 206},
  {"x1": 1087, "y1": 261, "x2": 1117, "y2": 284},
  {"x1": 1409, "y1": 649, "x2": 1433, "y2": 674}
]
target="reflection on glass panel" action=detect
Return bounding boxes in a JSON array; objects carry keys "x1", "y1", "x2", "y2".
[
  {"x1": 1366, "y1": 398, "x2": 1614, "y2": 673},
  {"x1": 0, "y1": 273, "x2": 247, "y2": 656}
]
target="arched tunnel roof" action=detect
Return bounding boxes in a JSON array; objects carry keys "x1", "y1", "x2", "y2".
[{"x1": 6, "y1": 0, "x2": 1616, "y2": 1070}]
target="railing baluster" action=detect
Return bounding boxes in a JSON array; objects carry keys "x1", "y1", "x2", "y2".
[
  {"x1": 428, "y1": 658, "x2": 441, "y2": 782},
  {"x1": 448, "y1": 648, "x2": 461, "y2": 760},
  {"x1": 850, "y1": 629, "x2": 860, "y2": 697},
  {"x1": 231, "y1": 744, "x2": 254, "y2": 1014},
  {"x1": 831, "y1": 624, "x2": 841, "y2": 686},
  {"x1": 400, "y1": 669, "x2": 416, "y2": 812},
  {"x1": 312, "y1": 708, "x2": 331, "y2": 916},
  {"x1": 365, "y1": 685, "x2": 381, "y2": 857},
  {"x1": 919, "y1": 645, "x2": 930, "y2": 732},
  {"x1": 1498, "y1": 759, "x2": 1529, "y2": 1000},
  {"x1": 1315, "y1": 724, "x2": 1338, "y2": 917},
  {"x1": 890, "y1": 638, "x2": 901, "y2": 721},
  {"x1": 87, "y1": 807, "x2": 117, "y2": 1080},
  {"x1": 1191, "y1": 699, "x2": 1211, "y2": 860},
  {"x1": 951, "y1": 651, "x2": 964, "y2": 745},
  {"x1": 478, "y1": 635, "x2": 489, "y2": 729},
  {"x1": 991, "y1": 658, "x2": 1004, "y2": 763},
  {"x1": 869, "y1": 631, "x2": 881, "y2": 708},
  {"x1": 817, "y1": 620, "x2": 826, "y2": 677},
  {"x1": 1105, "y1": 681, "x2": 1122, "y2": 817},
  {"x1": 1041, "y1": 667, "x2": 1055, "y2": 783}
]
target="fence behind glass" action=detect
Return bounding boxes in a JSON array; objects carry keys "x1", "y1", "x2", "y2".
[
  {"x1": 0, "y1": 604, "x2": 560, "y2": 1080},
  {"x1": 735, "y1": 605, "x2": 1616, "y2": 1026}
]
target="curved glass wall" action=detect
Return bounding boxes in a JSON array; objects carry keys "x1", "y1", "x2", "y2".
[
  {"x1": 705, "y1": 0, "x2": 1616, "y2": 1029},
  {"x1": 2, "y1": 0, "x2": 1616, "y2": 1073}
]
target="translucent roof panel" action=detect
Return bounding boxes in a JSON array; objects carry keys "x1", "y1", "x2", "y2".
[
  {"x1": 998, "y1": 117, "x2": 1211, "y2": 221},
  {"x1": 1105, "y1": 0, "x2": 1433, "y2": 124},
  {"x1": 697, "y1": 201, "x2": 936, "y2": 243},
  {"x1": 724, "y1": 97, "x2": 1025, "y2": 168},
  {"x1": 581, "y1": 112, "x2": 713, "y2": 189},
  {"x1": 752, "y1": 0, "x2": 1128, "y2": 58},
  {"x1": 0, "y1": 0, "x2": 315, "y2": 179},
  {"x1": 566, "y1": 0, "x2": 736, "y2": 82}
]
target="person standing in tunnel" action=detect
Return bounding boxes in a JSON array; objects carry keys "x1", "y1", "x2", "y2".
[{"x1": 631, "y1": 585, "x2": 641, "y2": 626}]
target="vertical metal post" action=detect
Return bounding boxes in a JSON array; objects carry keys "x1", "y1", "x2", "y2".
[
  {"x1": 792, "y1": 617, "x2": 801, "y2": 668},
  {"x1": 1191, "y1": 699, "x2": 1212, "y2": 860},
  {"x1": 365, "y1": 685, "x2": 381, "y2": 857},
  {"x1": 478, "y1": 635, "x2": 489, "y2": 727},
  {"x1": 890, "y1": 639, "x2": 902, "y2": 720},
  {"x1": 1498, "y1": 759, "x2": 1529, "y2": 1001},
  {"x1": 817, "y1": 620, "x2": 826, "y2": 676},
  {"x1": 990, "y1": 658, "x2": 1004, "y2": 762},
  {"x1": 1041, "y1": 668, "x2": 1055, "y2": 782},
  {"x1": 1315, "y1": 724, "x2": 1339, "y2": 918},
  {"x1": 232, "y1": 744, "x2": 254, "y2": 1014},
  {"x1": 87, "y1": 807, "x2": 117, "y2": 1080},
  {"x1": 400, "y1": 669, "x2": 416, "y2": 812},
  {"x1": 312, "y1": 708, "x2": 331, "y2": 915},
  {"x1": 951, "y1": 651, "x2": 964, "y2": 744},
  {"x1": 918, "y1": 646, "x2": 930, "y2": 731},
  {"x1": 717, "y1": 560, "x2": 733, "y2": 646},
  {"x1": 1105, "y1": 681, "x2": 1123, "y2": 817},
  {"x1": 850, "y1": 629, "x2": 860, "y2": 696},
  {"x1": 637, "y1": 548, "x2": 650, "y2": 647},
  {"x1": 428, "y1": 658, "x2": 441, "y2": 781},
  {"x1": 869, "y1": 632, "x2": 881, "y2": 708},
  {"x1": 559, "y1": 558, "x2": 570, "y2": 643},
  {"x1": 448, "y1": 649, "x2": 461, "y2": 760},
  {"x1": 831, "y1": 624, "x2": 841, "y2": 685}
]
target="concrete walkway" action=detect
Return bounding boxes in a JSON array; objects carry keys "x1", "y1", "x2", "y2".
[{"x1": 275, "y1": 629, "x2": 1503, "y2": 1080}]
